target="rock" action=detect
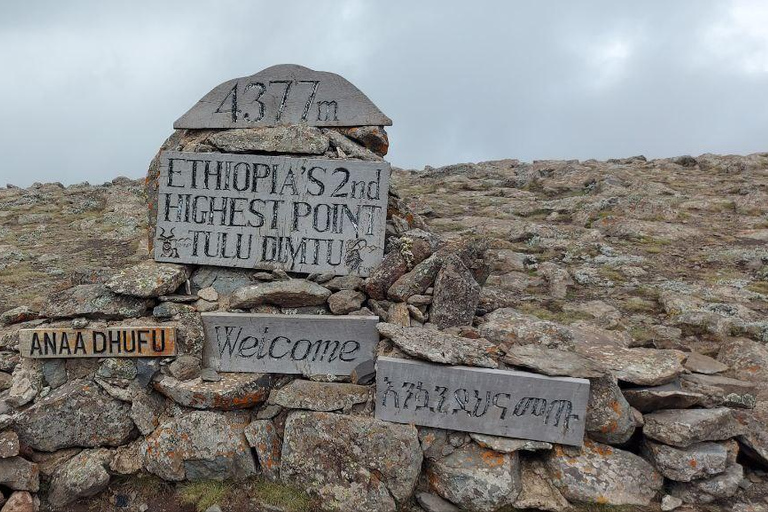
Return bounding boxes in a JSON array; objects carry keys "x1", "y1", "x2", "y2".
[
  {"x1": 200, "y1": 368, "x2": 221, "y2": 382},
  {"x1": 387, "y1": 302, "x2": 410, "y2": 326},
  {"x1": 324, "y1": 129, "x2": 383, "y2": 161},
  {"x1": 387, "y1": 254, "x2": 442, "y2": 302},
  {"x1": 281, "y1": 411, "x2": 421, "y2": 512},
  {"x1": 545, "y1": 440, "x2": 662, "y2": 506},
  {"x1": 572, "y1": 344, "x2": 686, "y2": 386},
  {"x1": 351, "y1": 359, "x2": 376, "y2": 385},
  {"x1": 684, "y1": 351, "x2": 728, "y2": 374},
  {"x1": 0, "y1": 458, "x2": 38, "y2": 491},
  {"x1": 41, "y1": 284, "x2": 151, "y2": 319},
  {"x1": 333, "y1": 126, "x2": 389, "y2": 156},
  {"x1": 668, "y1": 463, "x2": 743, "y2": 503},
  {"x1": 0, "y1": 307, "x2": 37, "y2": 327},
  {"x1": 426, "y1": 443, "x2": 520, "y2": 512},
  {"x1": 190, "y1": 267, "x2": 255, "y2": 295},
  {"x1": 243, "y1": 420, "x2": 281, "y2": 480},
  {"x1": 1, "y1": 492, "x2": 35, "y2": 512},
  {"x1": 430, "y1": 255, "x2": 480, "y2": 329},
  {"x1": 468, "y1": 433, "x2": 552, "y2": 453},
  {"x1": 0, "y1": 432, "x2": 19, "y2": 459},
  {"x1": 323, "y1": 275, "x2": 363, "y2": 291},
  {"x1": 718, "y1": 337, "x2": 768, "y2": 383},
  {"x1": 327, "y1": 289, "x2": 366, "y2": 314},
  {"x1": 586, "y1": 375, "x2": 636, "y2": 445},
  {"x1": 733, "y1": 401, "x2": 768, "y2": 466},
  {"x1": 661, "y1": 494, "x2": 683, "y2": 511},
  {"x1": 514, "y1": 458, "x2": 570, "y2": 512},
  {"x1": 643, "y1": 439, "x2": 731, "y2": 481},
  {"x1": 7, "y1": 360, "x2": 42, "y2": 407},
  {"x1": 230, "y1": 280, "x2": 330, "y2": 308},
  {"x1": 563, "y1": 300, "x2": 622, "y2": 329},
  {"x1": 377, "y1": 323, "x2": 499, "y2": 368},
  {"x1": 503, "y1": 345, "x2": 605, "y2": 378},
  {"x1": 15, "y1": 378, "x2": 135, "y2": 451},
  {"x1": 97, "y1": 358, "x2": 137, "y2": 380},
  {"x1": 205, "y1": 125, "x2": 329, "y2": 154},
  {"x1": 415, "y1": 492, "x2": 459, "y2": 512},
  {"x1": 48, "y1": 449, "x2": 112, "y2": 508},
  {"x1": 643, "y1": 407, "x2": 744, "y2": 447},
  {"x1": 197, "y1": 286, "x2": 218, "y2": 302},
  {"x1": 41, "y1": 360, "x2": 66, "y2": 389},
  {"x1": 622, "y1": 381, "x2": 706, "y2": 412},
  {"x1": 109, "y1": 440, "x2": 143, "y2": 475},
  {"x1": 538, "y1": 262, "x2": 573, "y2": 299},
  {"x1": 268, "y1": 380, "x2": 369, "y2": 412},
  {"x1": 106, "y1": 261, "x2": 188, "y2": 298},
  {"x1": 143, "y1": 410, "x2": 255, "y2": 481},
  {"x1": 478, "y1": 308, "x2": 574, "y2": 349},
  {"x1": 167, "y1": 355, "x2": 201, "y2": 381},
  {"x1": 153, "y1": 373, "x2": 272, "y2": 410},
  {"x1": 364, "y1": 232, "x2": 436, "y2": 300},
  {"x1": 680, "y1": 373, "x2": 757, "y2": 409},
  {"x1": 129, "y1": 391, "x2": 166, "y2": 435},
  {"x1": 176, "y1": 310, "x2": 205, "y2": 354}
]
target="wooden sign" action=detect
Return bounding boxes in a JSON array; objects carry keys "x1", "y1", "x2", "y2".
[
  {"x1": 18, "y1": 327, "x2": 176, "y2": 358},
  {"x1": 173, "y1": 64, "x2": 392, "y2": 129},
  {"x1": 202, "y1": 313, "x2": 378, "y2": 376},
  {"x1": 375, "y1": 357, "x2": 590, "y2": 447},
  {"x1": 153, "y1": 151, "x2": 390, "y2": 276}
]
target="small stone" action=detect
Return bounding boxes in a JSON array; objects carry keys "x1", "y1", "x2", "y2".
[
  {"x1": 200, "y1": 368, "x2": 221, "y2": 382},
  {"x1": 41, "y1": 284, "x2": 151, "y2": 319},
  {"x1": 327, "y1": 289, "x2": 366, "y2": 314},
  {"x1": 41, "y1": 360, "x2": 67, "y2": 389},
  {"x1": 48, "y1": 449, "x2": 112, "y2": 508},
  {"x1": 478, "y1": 308, "x2": 574, "y2": 349},
  {"x1": 196, "y1": 286, "x2": 218, "y2": 302},
  {"x1": 407, "y1": 304, "x2": 426, "y2": 323},
  {"x1": 351, "y1": 360, "x2": 376, "y2": 385},
  {"x1": 0, "y1": 432, "x2": 19, "y2": 458},
  {"x1": 0, "y1": 458, "x2": 38, "y2": 491},
  {"x1": 153, "y1": 373, "x2": 272, "y2": 410},
  {"x1": 387, "y1": 302, "x2": 411, "y2": 326},
  {"x1": 191, "y1": 267, "x2": 257, "y2": 295},
  {"x1": 643, "y1": 407, "x2": 745, "y2": 447},
  {"x1": 388, "y1": 254, "x2": 442, "y2": 302},
  {"x1": 268, "y1": 380, "x2": 369, "y2": 412},
  {"x1": 643, "y1": 439, "x2": 731, "y2": 482},
  {"x1": 469, "y1": 433, "x2": 552, "y2": 453},
  {"x1": 168, "y1": 355, "x2": 201, "y2": 381},
  {"x1": 243, "y1": 420, "x2": 281, "y2": 481},
  {"x1": 586, "y1": 375, "x2": 636, "y2": 445},
  {"x1": 0, "y1": 307, "x2": 37, "y2": 327},
  {"x1": 514, "y1": 458, "x2": 570, "y2": 512},
  {"x1": 333, "y1": 126, "x2": 389, "y2": 156},
  {"x1": 430, "y1": 254, "x2": 481, "y2": 329},
  {"x1": 106, "y1": 261, "x2": 188, "y2": 298},
  {"x1": 364, "y1": 231, "x2": 436, "y2": 300},
  {"x1": 415, "y1": 492, "x2": 460, "y2": 512},
  {"x1": 204, "y1": 506, "x2": 223, "y2": 512},
  {"x1": 324, "y1": 275, "x2": 363, "y2": 291},
  {"x1": 668, "y1": 463, "x2": 743, "y2": 503},
  {"x1": 97, "y1": 358, "x2": 137, "y2": 380},
  {"x1": 377, "y1": 323, "x2": 499, "y2": 368},
  {"x1": 661, "y1": 494, "x2": 683, "y2": 511},
  {"x1": 230, "y1": 280, "x2": 331, "y2": 308},
  {"x1": 193, "y1": 299, "x2": 218, "y2": 312},
  {"x1": 1, "y1": 491, "x2": 35, "y2": 512},
  {"x1": 717, "y1": 337, "x2": 768, "y2": 383},
  {"x1": 129, "y1": 391, "x2": 166, "y2": 436},
  {"x1": 684, "y1": 352, "x2": 728, "y2": 374}
]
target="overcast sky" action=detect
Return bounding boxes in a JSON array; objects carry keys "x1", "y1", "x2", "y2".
[{"x1": 1, "y1": 1, "x2": 767, "y2": 186}]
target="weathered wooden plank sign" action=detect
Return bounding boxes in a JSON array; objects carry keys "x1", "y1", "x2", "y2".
[
  {"x1": 174, "y1": 64, "x2": 392, "y2": 129},
  {"x1": 202, "y1": 312, "x2": 378, "y2": 376},
  {"x1": 375, "y1": 357, "x2": 590, "y2": 446},
  {"x1": 18, "y1": 327, "x2": 176, "y2": 358},
  {"x1": 153, "y1": 151, "x2": 390, "y2": 277}
]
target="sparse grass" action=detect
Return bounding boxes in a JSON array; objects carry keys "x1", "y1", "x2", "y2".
[
  {"x1": 568, "y1": 504, "x2": 645, "y2": 512},
  {"x1": 178, "y1": 480, "x2": 233, "y2": 512},
  {"x1": 636, "y1": 235, "x2": 671, "y2": 254},
  {"x1": 517, "y1": 303, "x2": 592, "y2": 324},
  {"x1": 622, "y1": 297, "x2": 658, "y2": 314},
  {"x1": 629, "y1": 326, "x2": 655, "y2": 344},
  {"x1": 747, "y1": 281, "x2": 768, "y2": 294},
  {"x1": 598, "y1": 267, "x2": 627, "y2": 284},
  {"x1": 245, "y1": 478, "x2": 316, "y2": 512}
]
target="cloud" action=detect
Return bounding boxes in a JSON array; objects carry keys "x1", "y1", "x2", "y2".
[{"x1": 0, "y1": 0, "x2": 766, "y2": 186}]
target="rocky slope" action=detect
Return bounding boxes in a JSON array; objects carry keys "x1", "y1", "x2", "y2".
[{"x1": 0, "y1": 150, "x2": 767, "y2": 512}]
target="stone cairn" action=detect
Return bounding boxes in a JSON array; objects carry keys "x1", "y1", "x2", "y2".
[{"x1": 0, "y1": 65, "x2": 764, "y2": 512}]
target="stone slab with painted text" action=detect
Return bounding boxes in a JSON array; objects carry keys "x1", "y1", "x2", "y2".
[
  {"x1": 19, "y1": 327, "x2": 177, "y2": 358},
  {"x1": 153, "y1": 151, "x2": 390, "y2": 276},
  {"x1": 202, "y1": 312, "x2": 379, "y2": 376},
  {"x1": 375, "y1": 357, "x2": 590, "y2": 446}
]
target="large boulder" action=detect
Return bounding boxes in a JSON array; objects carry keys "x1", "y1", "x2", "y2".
[
  {"x1": 545, "y1": 440, "x2": 662, "y2": 506},
  {"x1": 47, "y1": 449, "x2": 112, "y2": 509},
  {"x1": 105, "y1": 261, "x2": 188, "y2": 298},
  {"x1": 142, "y1": 410, "x2": 256, "y2": 481},
  {"x1": 281, "y1": 411, "x2": 421, "y2": 512},
  {"x1": 230, "y1": 280, "x2": 330, "y2": 308},
  {"x1": 426, "y1": 443, "x2": 521, "y2": 512},
  {"x1": 15, "y1": 379, "x2": 135, "y2": 451}
]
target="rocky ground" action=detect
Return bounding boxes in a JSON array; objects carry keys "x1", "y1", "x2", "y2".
[{"x1": 0, "y1": 149, "x2": 767, "y2": 511}]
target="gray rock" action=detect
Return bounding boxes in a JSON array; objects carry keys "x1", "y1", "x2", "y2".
[
  {"x1": 478, "y1": 308, "x2": 574, "y2": 349},
  {"x1": 469, "y1": 433, "x2": 552, "y2": 453},
  {"x1": 718, "y1": 337, "x2": 768, "y2": 383},
  {"x1": 97, "y1": 358, "x2": 137, "y2": 380},
  {"x1": 200, "y1": 368, "x2": 221, "y2": 382},
  {"x1": 135, "y1": 359, "x2": 160, "y2": 388},
  {"x1": 572, "y1": 343, "x2": 686, "y2": 386},
  {"x1": 323, "y1": 275, "x2": 363, "y2": 291},
  {"x1": 388, "y1": 254, "x2": 442, "y2": 302},
  {"x1": 514, "y1": 458, "x2": 570, "y2": 512},
  {"x1": 110, "y1": 440, "x2": 143, "y2": 475},
  {"x1": 0, "y1": 306, "x2": 37, "y2": 327},
  {"x1": 430, "y1": 254, "x2": 480, "y2": 329},
  {"x1": 7, "y1": 360, "x2": 42, "y2": 407},
  {"x1": 41, "y1": 284, "x2": 151, "y2": 319},
  {"x1": 377, "y1": 323, "x2": 499, "y2": 368},
  {"x1": 0, "y1": 432, "x2": 19, "y2": 459},
  {"x1": 41, "y1": 360, "x2": 67, "y2": 389},
  {"x1": 190, "y1": 267, "x2": 256, "y2": 295},
  {"x1": 327, "y1": 289, "x2": 366, "y2": 314},
  {"x1": 661, "y1": 494, "x2": 684, "y2": 511},
  {"x1": 623, "y1": 381, "x2": 706, "y2": 412},
  {"x1": 734, "y1": 401, "x2": 768, "y2": 466},
  {"x1": 268, "y1": 380, "x2": 369, "y2": 412},
  {"x1": 684, "y1": 352, "x2": 728, "y2": 374},
  {"x1": 197, "y1": 286, "x2": 219, "y2": 302},
  {"x1": 168, "y1": 355, "x2": 201, "y2": 381},
  {"x1": 243, "y1": 420, "x2": 281, "y2": 480},
  {"x1": 230, "y1": 280, "x2": 331, "y2": 308},
  {"x1": 680, "y1": 373, "x2": 757, "y2": 409},
  {"x1": 503, "y1": 345, "x2": 606, "y2": 378},
  {"x1": 143, "y1": 410, "x2": 256, "y2": 481},
  {"x1": 324, "y1": 129, "x2": 383, "y2": 161},
  {"x1": 668, "y1": 463, "x2": 743, "y2": 503},
  {"x1": 643, "y1": 439, "x2": 732, "y2": 481},
  {"x1": 586, "y1": 375, "x2": 636, "y2": 445},
  {"x1": 48, "y1": 449, "x2": 112, "y2": 508},
  {"x1": 106, "y1": 261, "x2": 188, "y2": 298},
  {"x1": 643, "y1": 407, "x2": 745, "y2": 447},
  {"x1": 15, "y1": 378, "x2": 135, "y2": 451},
  {"x1": 426, "y1": 443, "x2": 520, "y2": 512},
  {"x1": 415, "y1": 492, "x2": 460, "y2": 512},
  {"x1": 176, "y1": 310, "x2": 205, "y2": 355},
  {"x1": 545, "y1": 440, "x2": 662, "y2": 506},
  {"x1": 364, "y1": 232, "x2": 437, "y2": 300},
  {"x1": 332, "y1": 126, "x2": 389, "y2": 156},
  {"x1": 154, "y1": 373, "x2": 272, "y2": 410},
  {"x1": 205, "y1": 125, "x2": 329, "y2": 154},
  {"x1": 281, "y1": 411, "x2": 421, "y2": 512},
  {"x1": 129, "y1": 391, "x2": 166, "y2": 436},
  {"x1": 1, "y1": 491, "x2": 36, "y2": 512},
  {"x1": 0, "y1": 458, "x2": 38, "y2": 492}
]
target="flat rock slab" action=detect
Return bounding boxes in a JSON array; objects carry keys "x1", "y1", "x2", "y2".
[
  {"x1": 503, "y1": 345, "x2": 606, "y2": 378},
  {"x1": 153, "y1": 372, "x2": 272, "y2": 410},
  {"x1": 668, "y1": 463, "x2": 743, "y2": 504},
  {"x1": 642, "y1": 439, "x2": 732, "y2": 481},
  {"x1": 174, "y1": 64, "x2": 392, "y2": 128},
  {"x1": 40, "y1": 284, "x2": 151, "y2": 320},
  {"x1": 377, "y1": 323, "x2": 499, "y2": 368},
  {"x1": 468, "y1": 433, "x2": 552, "y2": 453},
  {"x1": 684, "y1": 352, "x2": 728, "y2": 374},
  {"x1": 153, "y1": 151, "x2": 390, "y2": 276},
  {"x1": 18, "y1": 327, "x2": 176, "y2": 358},
  {"x1": 643, "y1": 407, "x2": 745, "y2": 447},
  {"x1": 622, "y1": 382, "x2": 706, "y2": 413},
  {"x1": 230, "y1": 281, "x2": 330, "y2": 308},
  {"x1": 202, "y1": 312, "x2": 378, "y2": 376},
  {"x1": 681, "y1": 373, "x2": 757, "y2": 408},
  {"x1": 105, "y1": 261, "x2": 188, "y2": 298},
  {"x1": 206, "y1": 126, "x2": 329, "y2": 154},
  {"x1": 281, "y1": 411, "x2": 421, "y2": 512},
  {"x1": 376, "y1": 357, "x2": 590, "y2": 446},
  {"x1": 573, "y1": 344, "x2": 686, "y2": 386},
  {"x1": 268, "y1": 379, "x2": 369, "y2": 411},
  {"x1": 0, "y1": 457, "x2": 39, "y2": 492}
]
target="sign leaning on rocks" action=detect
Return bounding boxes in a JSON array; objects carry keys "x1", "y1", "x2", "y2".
[
  {"x1": 376, "y1": 357, "x2": 590, "y2": 446},
  {"x1": 18, "y1": 327, "x2": 176, "y2": 358},
  {"x1": 153, "y1": 151, "x2": 390, "y2": 276},
  {"x1": 202, "y1": 312, "x2": 378, "y2": 376}
]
